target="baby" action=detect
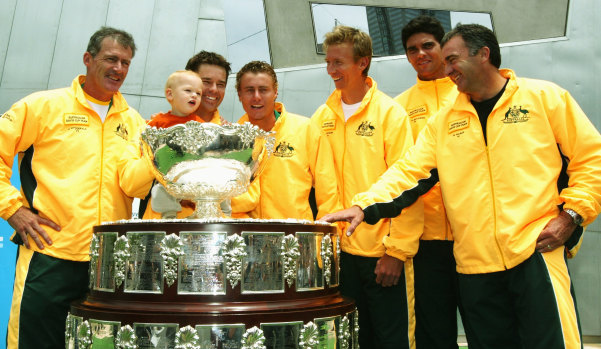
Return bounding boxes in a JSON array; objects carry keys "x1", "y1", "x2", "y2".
[{"x1": 147, "y1": 70, "x2": 203, "y2": 219}]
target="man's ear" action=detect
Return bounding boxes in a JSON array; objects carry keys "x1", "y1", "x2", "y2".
[
  {"x1": 83, "y1": 52, "x2": 92, "y2": 68},
  {"x1": 479, "y1": 46, "x2": 490, "y2": 63}
]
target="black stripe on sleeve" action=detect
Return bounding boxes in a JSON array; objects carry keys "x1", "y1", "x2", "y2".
[{"x1": 363, "y1": 168, "x2": 439, "y2": 225}]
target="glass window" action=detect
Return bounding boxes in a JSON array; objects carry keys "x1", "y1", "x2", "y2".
[{"x1": 310, "y1": 3, "x2": 493, "y2": 56}]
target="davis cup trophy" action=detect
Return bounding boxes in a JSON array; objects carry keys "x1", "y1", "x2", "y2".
[
  {"x1": 66, "y1": 121, "x2": 358, "y2": 349},
  {"x1": 140, "y1": 121, "x2": 275, "y2": 218}
]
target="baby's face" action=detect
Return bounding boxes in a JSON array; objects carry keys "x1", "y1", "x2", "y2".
[{"x1": 168, "y1": 74, "x2": 203, "y2": 116}]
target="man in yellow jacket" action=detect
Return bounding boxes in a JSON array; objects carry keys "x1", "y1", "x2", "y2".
[
  {"x1": 231, "y1": 61, "x2": 341, "y2": 220},
  {"x1": 323, "y1": 24, "x2": 601, "y2": 349},
  {"x1": 0, "y1": 27, "x2": 154, "y2": 348},
  {"x1": 312, "y1": 26, "x2": 423, "y2": 349},
  {"x1": 395, "y1": 16, "x2": 461, "y2": 349}
]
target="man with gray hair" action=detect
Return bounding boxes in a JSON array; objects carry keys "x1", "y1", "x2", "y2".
[
  {"x1": 323, "y1": 23, "x2": 601, "y2": 349},
  {"x1": 0, "y1": 26, "x2": 154, "y2": 348}
]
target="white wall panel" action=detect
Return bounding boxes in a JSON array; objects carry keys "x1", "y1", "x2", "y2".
[
  {"x1": 0, "y1": 0, "x2": 18, "y2": 84},
  {"x1": 47, "y1": 0, "x2": 109, "y2": 89},
  {"x1": 2, "y1": 0, "x2": 62, "y2": 89},
  {"x1": 106, "y1": 0, "x2": 156, "y2": 95}
]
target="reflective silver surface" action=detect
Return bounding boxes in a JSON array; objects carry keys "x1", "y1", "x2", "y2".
[
  {"x1": 93, "y1": 232, "x2": 118, "y2": 292},
  {"x1": 124, "y1": 232, "x2": 165, "y2": 294},
  {"x1": 133, "y1": 323, "x2": 178, "y2": 349},
  {"x1": 178, "y1": 232, "x2": 227, "y2": 295},
  {"x1": 90, "y1": 319, "x2": 120, "y2": 349},
  {"x1": 260, "y1": 321, "x2": 302, "y2": 348},
  {"x1": 196, "y1": 324, "x2": 245, "y2": 349},
  {"x1": 296, "y1": 232, "x2": 324, "y2": 291},
  {"x1": 141, "y1": 122, "x2": 274, "y2": 219},
  {"x1": 241, "y1": 232, "x2": 284, "y2": 293}
]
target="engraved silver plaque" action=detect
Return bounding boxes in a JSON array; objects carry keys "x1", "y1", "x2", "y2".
[
  {"x1": 178, "y1": 231, "x2": 227, "y2": 295},
  {"x1": 94, "y1": 232, "x2": 118, "y2": 292},
  {"x1": 296, "y1": 232, "x2": 324, "y2": 291},
  {"x1": 141, "y1": 122, "x2": 275, "y2": 219},
  {"x1": 134, "y1": 323, "x2": 178, "y2": 349},
  {"x1": 196, "y1": 324, "x2": 245, "y2": 349},
  {"x1": 241, "y1": 232, "x2": 284, "y2": 293},
  {"x1": 66, "y1": 313, "x2": 83, "y2": 349},
  {"x1": 260, "y1": 321, "x2": 302, "y2": 349},
  {"x1": 314, "y1": 316, "x2": 340, "y2": 349},
  {"x1": 125, "y1": 232, "x2": 166, "y2": 294},
  {"x1": 90, "y1": 319, "x2": 120, "y2": 349}
]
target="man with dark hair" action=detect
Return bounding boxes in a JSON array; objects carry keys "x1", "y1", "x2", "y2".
[
  {"x1": 396, "y1": 15, "x2": 461, "y2": 349},
  {"x1": 312, "y1": 26, "x2": 423, "y2": 349},
  {"x1": 323, "y1": 23, "x2": 601, "y2": 349},
  {"x1": 185, "y1": 50, "x2": 231, "y2": 123},
  {"x1": 1, "y1": 26, "x2": 154, "y2": 348},
  {"x1": 231, "y1": 61, "x2": 341, "y2": 221},
  {"x1": 142, "y1": 51, "x2": 233, "y2": 219}
]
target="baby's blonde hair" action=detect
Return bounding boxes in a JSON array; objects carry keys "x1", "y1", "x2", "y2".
[{"x1": 165, "y1": 70, "x2": 201, "y2": 90}]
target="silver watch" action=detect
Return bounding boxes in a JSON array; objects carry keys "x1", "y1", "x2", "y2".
[{"x1": 564, "y1": 209, "x2": 583, "y2": 226}]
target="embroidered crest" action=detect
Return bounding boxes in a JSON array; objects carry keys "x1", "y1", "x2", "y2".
[
  {"x1": 115, "y1": 123, "x2": 129, "y2": 140},
  {"x1": 274, "y1": 141, "x2": 295, "y2": 157},
  {"x1": 355, "y1": 121, "x2": 375, "y2": 136},
  {"x1": 502, "y1": 105, "x2": 530, "y2": 124}
]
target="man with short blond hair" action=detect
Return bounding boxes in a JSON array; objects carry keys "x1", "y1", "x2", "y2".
[{"x1": 312, "y1": 25, "x2": 423, "y2": 349}]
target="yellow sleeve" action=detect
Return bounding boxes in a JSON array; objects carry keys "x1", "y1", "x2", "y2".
[
  {"x1": 0, "y1": 100, "x2": 38, "y2": 219},
  {"x1": 117, "y1": 117, "x2": 155, "y2": 199},
  {"x1": 231, "y1": 176, "x2": 260, "y2": 216}
]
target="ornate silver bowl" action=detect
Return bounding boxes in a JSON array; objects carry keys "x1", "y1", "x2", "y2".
[{"x1": 141, "y1": 121, "x2": 274, "y2": 218}]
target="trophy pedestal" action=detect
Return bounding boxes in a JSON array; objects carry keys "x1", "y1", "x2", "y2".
[{"x1": 68, "y1": 220, "x2": 357, "y2": 349}]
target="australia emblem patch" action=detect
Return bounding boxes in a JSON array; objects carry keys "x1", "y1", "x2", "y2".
[
  {"x1": 274, "y1": 141, "x2": 295, "y2": 157},
  {"x1": 355, "y1": 121, "x2": 375, "y2": 136},
  {"x1": 502, "y1": 105, "x2": 530, "y2": 124}
]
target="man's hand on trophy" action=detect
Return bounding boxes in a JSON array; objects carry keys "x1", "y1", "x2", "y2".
[
  {"x1": 151, "y1": 183, "x2": 182, "y2": 219},
  {"x1": 320, "y1": 205, "x2": 364, "y2": 236}
]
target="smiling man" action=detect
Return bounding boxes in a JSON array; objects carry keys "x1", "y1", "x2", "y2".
[
  {"x1": 231, "y1": 61, "x2": 341, "y2": 221},
  {"x1": 0, "y1": 27, "x2": 154, "y2": 348},
  {"x1": 311, "y1": 26, "x2": 423, "y2": 349},
  {"x1": 185, "y1": 51, "x2": 231, "y2": 124},
  {"x1": 322, "y1": 24, "x2": 601, "y2": 349},
  {"x1": 394, "y1": 16, "x2": 461, "y2": 349}
]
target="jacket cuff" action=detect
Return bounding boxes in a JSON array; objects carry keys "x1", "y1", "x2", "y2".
[{"x1": 1, "y1": 200, "x2": 23, "y2": 221}]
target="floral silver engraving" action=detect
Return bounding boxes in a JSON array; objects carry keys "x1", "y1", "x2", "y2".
[
  {"x1": 113, "y1": 235, "x2": 131, "y2": 287},
  {"x1": 321, "y1": 235, "x2": 332, "y2": 286},
  {"x1": 354, "y1": 310, "x2": 360, "y2": 349},
  {"x1": 161, "y1": 233, "x2": 184, "y2": 287},
  {"x1": 299, "y1": 321, "x2": 319, "y2": 349},
  {"x1": 116, "y1": 324, "x2": 137, "y2": 349},
  {"x1": 77, "y1": 320, "x2": 92, "y2": 349},
  {"x1": 141, "y1": 121, "x2": 275, "y2": 219},
  {"x1": 281, "y1": 234, "x2": 300, "y2": 287},
  {"x1": 223, "y1": 234, "x2": 247, "y2": 288},
  {"x1": 241, "y1": 326, "x2": 266, "y2": 349},
  {"x1": 338, "y1": 315, "x2": 350, "y2": 349},
  {"x1": 64, "y1": 313, "x2": 73, "y2": 346},
  {"x1": 89, "y1": 234, "x2": 100, "y2": 289},
  {"x1": 175, "y1": 325, "x2": 200, "y2": 349}
]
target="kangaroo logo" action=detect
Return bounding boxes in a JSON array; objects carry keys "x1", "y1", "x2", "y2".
[
  {"x1": 355, "y1": 121, "x2": 375, "y2": 136},
  {"x1": 502, "y1": 105, "x2": 530, "y2": 124},
  {"x1": 115, "y1": 123, "x2": 129, "y2": 140},
  {"x1": 274, "y1": 141, "x2": 295, "y2": 157}
]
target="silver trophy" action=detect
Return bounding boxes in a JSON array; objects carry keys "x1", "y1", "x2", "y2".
[{"x1": 141, "y1": 121, "x2": 274, "y2": 219}]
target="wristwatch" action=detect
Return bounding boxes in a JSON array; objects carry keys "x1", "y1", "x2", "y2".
[{"x1": 564, "y1": 209, "x2": 583, "y2": 226}]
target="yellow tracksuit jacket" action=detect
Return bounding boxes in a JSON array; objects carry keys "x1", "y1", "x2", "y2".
[
  {"x1": 231, "y1": 103, "x2": 342, "y2": 220},
  {"x1": 354, "y1": 69, "x2": 601, "y2": 273},
  {"x1": 0, "y1": 75, "x2": 154, "y2": 261},
  {"x1": 311, "y1": 77, "x2": 423, "y2": 261},
  {"x1": 395, "y1": 77, "x2": 458, "y2": 241}
]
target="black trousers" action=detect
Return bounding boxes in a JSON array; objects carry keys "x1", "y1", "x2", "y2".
[
  {"x1": 458, "y1": 249, "x2": 582, "y2": 349},
  {"x1": 339, "y1": 251, "x2": 410, "y2": 349},
  {"x1": 413, "y1": 240, "x2": 460, "y2": 349}
]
